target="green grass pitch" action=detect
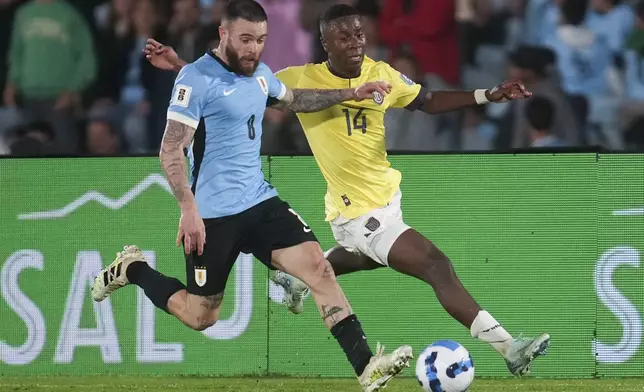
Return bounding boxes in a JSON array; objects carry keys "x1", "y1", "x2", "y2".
[{"x1": 2, "y1": 376, "x2": 644, "y2": 392}]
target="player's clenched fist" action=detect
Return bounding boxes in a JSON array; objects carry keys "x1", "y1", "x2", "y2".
[
  {"x1": 487, "y1": 80, "x2": 532, "y2": 102},
  {"x1": 353, "y1": 80, "x2": 392, "y2": 101}
]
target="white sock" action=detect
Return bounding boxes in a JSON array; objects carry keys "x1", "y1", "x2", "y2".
[{"x1": 470, "y1": 310, "x2": 513, "y2": 357}]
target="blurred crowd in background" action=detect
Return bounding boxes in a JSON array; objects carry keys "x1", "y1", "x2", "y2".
[{"x1": 1, "y1": 0, "x2": 644, "y2": 156}]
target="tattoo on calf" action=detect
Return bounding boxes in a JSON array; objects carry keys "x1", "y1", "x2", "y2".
[
  {"x1": 201, "y1": 293, "x2": 224, "y2": 310},
  {"x1": 321, "y1": 304, "x2": 344, "y2": 326}
]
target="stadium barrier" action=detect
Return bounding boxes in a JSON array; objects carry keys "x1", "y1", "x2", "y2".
[{"x1": 1, "y1": 153, "x2": 643, "y2": 378}]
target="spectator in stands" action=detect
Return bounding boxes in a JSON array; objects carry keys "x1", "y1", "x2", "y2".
[
  {"x1": 544, "y1": 0, "x2": 626, "y2": 147},
  {"x1": 4, "y1": 0, "x2": 97, "y2": 154},
  {"x1": 379, "y1": 0, "x2": 460, "y2": 87},
  {"x1": 168, "y1": 0, "x2": 206, "y2": 63},
  {"x1": 503, "y1": 45, "x2": 580, "y2": 148},
  {"x1": 525, "y1": 96, "x2": 566, "y2": 147},
  {"x1": 384, "y1": 52, "x2": 440, "y2": 151},
  {"x1": 9, "y1": 120, "x2": 60, "y2": 156},
  {"x1": 524, "y1": 0, "x2": 560, "y2": 45},
  {"x1": 545, "y1": 0, "x2": 611, "y2": 98},
  {"x1": 461, "y1": 104, "x2": 498, "y2": 151},
  {"x1": 587, "y1": 0, "x2": 635, "y2": 55},
  {"x1": 94, "y1": 0, "x2": 133, "y2": 39},
  {"x1": 94, "y1": 0, "x2": 173, "y2": 153},
  {"x1": 86, "y1": 116, "x2": 122, "y2": 156},
  {"x1": 621, "y1": 0, "x2": 644, "y2": 131}
]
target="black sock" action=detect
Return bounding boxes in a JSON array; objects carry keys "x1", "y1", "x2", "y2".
[
  {"x1": 126, "y1": 261, "x2": 185, "y2": 314},
  {"x1": 330, "y1": 314, "x2": 374, "y2": 376}
]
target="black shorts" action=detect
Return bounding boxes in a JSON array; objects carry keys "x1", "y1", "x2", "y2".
[{"x1": 185, "y1": 196, "x2": 317, "y2": 296}]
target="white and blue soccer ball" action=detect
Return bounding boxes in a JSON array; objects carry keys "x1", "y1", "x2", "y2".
[{"x1": 415, "y1": 340, "x2": 475, "y2": 392}]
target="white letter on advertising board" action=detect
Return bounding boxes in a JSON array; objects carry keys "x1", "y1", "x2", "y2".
[
  {"x1": 594, "y1": 246, "x2": 642, "y2": 363},
  {"x1": 137, "y1": 251, "x2": 183, "y2": 363},
  {"x1": 0, "y1": 250, "x2": 46, "y2": 365},
  {"x1": 54, "y1": 251, "x2": 121, "y2": 364},
  {"x1": 201, "y1": 253, "x2": 253, "y2": 340}
]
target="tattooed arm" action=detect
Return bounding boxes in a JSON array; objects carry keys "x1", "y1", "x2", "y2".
[
  {"x1": 159, "y1": 119, "x2": 196, "y2": 207},
  {"x1": 269, "y1": 82, "x2": 392, "y2": 113},
  {"x1": 269, "y1": 88, "x2": 356, "y2": 113}
]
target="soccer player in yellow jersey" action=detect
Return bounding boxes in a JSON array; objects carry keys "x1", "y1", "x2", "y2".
[{"x1": 144, "y1": 3, "x2": 550, "y2": 379}]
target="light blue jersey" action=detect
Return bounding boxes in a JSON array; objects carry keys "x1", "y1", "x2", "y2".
[
  {"x1": 523, "y1": 0, "x2": 558, "y2": 45},
  {"x1": 545, "y1": 29, "x2": 611, "y2": 96},
  {"x1": 586, "y1": 5, "x2": 635, "y2": 54},
  {"x1": 625, "y1": 49, "x2": 644, "y2": 100},
  {"x1": 167, "y1": 52, "x2": 287, "y2": 218}
]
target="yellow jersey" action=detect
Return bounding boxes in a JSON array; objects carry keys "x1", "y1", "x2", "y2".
[{"x1": 275, "y1": 56, "x2": 422, "y2": 221}]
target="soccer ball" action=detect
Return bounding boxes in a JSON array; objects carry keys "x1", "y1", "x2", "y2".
[{"x1": 415, "y1": 340, "x2": 475, "y2": 392}]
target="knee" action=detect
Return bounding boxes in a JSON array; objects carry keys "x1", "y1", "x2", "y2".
[
  {"x1": 302, "y1": 252, "x2": 336, "y2": 290},
  {"x1": 420, "y1": 242, "x2": 458, "y2": 286}
]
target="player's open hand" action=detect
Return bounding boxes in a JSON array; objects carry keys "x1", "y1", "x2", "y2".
[
  {"x1": 353, "y1": 81, "x2": 392, "y2": 101},
  {"x1": 143, "y1": 38, "x2": 181, "y2": 71},
  {"x1": 487, "y1": 80, "x2": 532, "y2": 102},
  {"x1": 177, "y1": 205, "x2": 206, "y2": 256}
]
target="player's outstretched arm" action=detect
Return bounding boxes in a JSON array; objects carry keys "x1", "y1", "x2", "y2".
[
  {"x1": 271, "y1": 82, "x2": 392, "y2": 113},
  {"x1": 159, "y1": 119, "x2": 197, "y2": 206},
  {"x1": 420, "y1": 80, "x2": 532, "y2": 114}
]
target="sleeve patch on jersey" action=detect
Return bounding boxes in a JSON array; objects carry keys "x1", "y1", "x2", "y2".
[
  {"x1": 256, "y1": 76, "x2": 268, "y2": 95},
  {"x1": 400, "y1": 74, "x2": 414, "y2": 85},
  {"x1": 172, "y1": 84, "x2": 192, "y2": 108}
]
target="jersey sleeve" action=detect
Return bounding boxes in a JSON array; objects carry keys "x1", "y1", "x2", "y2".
[
  {"x1": 166, "y1": 64, "x2": 208, "y2": 129},
  {"x1": 383, "y1": 63, "x2": 426, "y2": 110},
  {"x1": 261, "y1": 64, "x2": 287, "y2": 101},
  {"x1": 274, "y1": 66, "x2": 306, "y2": 89},
  {"x1": 266, "y1": 66, "x2": 306, "y2": 106}
]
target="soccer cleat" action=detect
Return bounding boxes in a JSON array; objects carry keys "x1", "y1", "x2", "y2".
[
  {"x1": 270, "y1": 270, "x2": 311, "y2": 314},
  {"x1": 505, "y1": 332, "x2": 551, "y2": 376},
  {"x1": 91, "y1": 245, "x2": 145, "y2": 302},
  {"x1": 358, "y1": 343, "x2": 413, "y2": 392}
]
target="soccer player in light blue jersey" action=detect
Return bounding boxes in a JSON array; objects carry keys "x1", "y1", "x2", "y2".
[{"x1": 91, "y1": 1, "x2": 412, "y2": 391}]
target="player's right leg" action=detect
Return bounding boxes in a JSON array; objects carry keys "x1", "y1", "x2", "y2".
[
  {"x1": 91, "y1": 245, "x2": 224, "y2": 330},
  {"x1": 91, "y1": 218, "x2": 239, "y2": 331}
]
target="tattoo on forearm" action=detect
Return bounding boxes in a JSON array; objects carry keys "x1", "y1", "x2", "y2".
[
  {"x1": 275, "y1": 88, "x2": 354, "y2": 113},
  {"x1": 321, "y1": 304, "x2": 344, "y2": 327},
  {"x1": 159, "y1": 119, "x2": 196, "y2": 204}
]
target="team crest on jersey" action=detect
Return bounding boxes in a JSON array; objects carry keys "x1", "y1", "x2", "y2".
[
  {"x1": 256, "y1": 76, "x2": 268, "y2": 95},
  {"x1": 195, "y1": 268, "x2": 207, "y2": 287},
  {"x1": 372, "y1": 91, "x2": 384, "y2": 105},
  {"x1": 400, "y1": 74, "x2": 414, "y2": 85}
]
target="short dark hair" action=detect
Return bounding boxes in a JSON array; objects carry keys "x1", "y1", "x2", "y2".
[
  {"x1": 222, "y1": 0, "x2": 267, "y2": 23},
  {"x1": 525, "y1": 96, "x2": 555, "y2": 131},
  {"x1": 320, "y1": 4, "x2": 360, "y2": 33},
  {"x1": 561, "y1": 0, "x2": 587, "y2": 26}
]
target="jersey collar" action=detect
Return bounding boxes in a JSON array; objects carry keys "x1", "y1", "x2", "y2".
[{"x1": 207, "y1": 50, "x2": 235, "y2": 73}]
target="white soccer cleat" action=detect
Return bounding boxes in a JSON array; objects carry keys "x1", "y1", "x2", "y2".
[
  {"x1": 91, "y1": 245, "x2": 146, "y2": 302},
  {"x1": 505, "y1": 332, "x2": 551, "y2": 376},
  {"x1": 270, "y1": 270, "x2": 311, "y2": 314},
  {"x1": 358, "y1": 343, "x2": 413, "y2": 392}
]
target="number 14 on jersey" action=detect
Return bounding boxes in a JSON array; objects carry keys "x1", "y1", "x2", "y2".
[{"x1": 342, "y1": 108, "x2": 367, "y2": 136}]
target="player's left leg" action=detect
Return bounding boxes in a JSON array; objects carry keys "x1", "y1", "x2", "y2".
[
  {"x1": 270, "y1": 244, "x2": 383, "y2": 313},
  {"x1": 247, "y1": 197, "x2": 412, "y2": 392},
  {"x1": 386, "y1": 228, "x2": 550, "y2": 375}
]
